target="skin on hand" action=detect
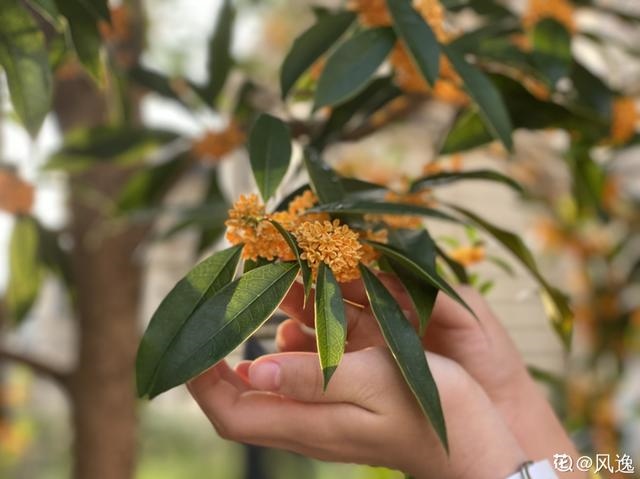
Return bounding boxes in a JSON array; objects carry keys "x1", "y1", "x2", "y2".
[
  {"x1": 188, "y1": 347, "x2": 526, "y2": 479},
  {"x1": 278, "y1": 277, "x2": 585, "y2": 478}
]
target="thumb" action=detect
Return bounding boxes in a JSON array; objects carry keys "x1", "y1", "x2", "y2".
[{"x1": 248, "y1": 350, "x2": 380, "y2": 405}]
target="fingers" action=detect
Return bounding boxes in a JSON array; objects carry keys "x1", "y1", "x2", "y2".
[
  {"x1": 248, "y1": 351, "x2": 382, "y2": 408},
  {"x1": 275, "y1": 319, "x2": 316, "y2": 352},
  {"x1": 188, "y1": 354, "x2": 376, "y2": 458}
]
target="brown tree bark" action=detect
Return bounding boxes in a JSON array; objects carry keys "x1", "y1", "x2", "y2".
[{"x1": 54, "y1": 70, "x2": 144, "y2": 479}]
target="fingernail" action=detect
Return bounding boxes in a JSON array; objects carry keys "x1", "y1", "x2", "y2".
[{"x1": 249, "y1": 361, "x2": 281, "y2": 391}]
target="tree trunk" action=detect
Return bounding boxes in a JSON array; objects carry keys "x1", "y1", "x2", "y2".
[{"x1": 54, "y1": 71, "x2": 144, "y2": 479}]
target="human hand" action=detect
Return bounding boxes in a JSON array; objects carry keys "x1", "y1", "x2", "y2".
[
  {"x1": 278, "y1": 277, "x2": 583, "y2": 477},
  {"x1": 188, "y1": 347, "x2": 526, "y2": 479}
]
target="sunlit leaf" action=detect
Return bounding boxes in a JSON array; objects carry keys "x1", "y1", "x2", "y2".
[
  {"x1": 137, "y1": 245, "x2": 244, "y2": 397},
  {"x1": 148, "y1": 262, "x2": 300, "y2": 397},
  {"x1": 5, "y1": 216, "x2": 45, "y2": 324},
  {"x1": 315, "y1": 262, "x2": 348, "y2": 388},
  {"x1": 314, "y1": 27, "x2": 396, "y2": 109},
  {"x1": 387, "y1": 0, "x2": 440, "y2": 86},
  {"x1": 281, "y1": 10, "x2": 355, "y2": 98},
  {"x1": 0, "y1": 0, "x2": 53, "y2": 136},
  {"x1": 360, "y1": 265, "x2": 448, "y2": 452},
  {"x1": 249, "y1": 114, "x2": 292, "y2": 201}
]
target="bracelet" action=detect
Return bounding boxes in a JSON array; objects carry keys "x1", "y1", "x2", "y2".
[{"x1": 506, "y1": 460, "x2": 558, "y2": 479}]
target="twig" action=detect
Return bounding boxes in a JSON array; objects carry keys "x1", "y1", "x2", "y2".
[{"x1": 0, "y1": 347, "x2": 71, "y2": 391}]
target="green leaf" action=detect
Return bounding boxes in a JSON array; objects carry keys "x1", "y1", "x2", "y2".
[
  {"x1": 147, "y1": 262, "x2": 300, "y2": 398},
  {"x1": 314, "y1": 27, "x2": 396, "y2": 109},
  {"x1": 387, "y1": 229, "x2": 439, "y2": 334},
  {"x1": 5, "y1": 216, "x2": 45, "y2": 324},
  {"x1": 312, "y1": 76, "x2": 401, "y2": 149},
  {"x1": 201, "y1": 0, "x2": 235, "y2": 105},
  {"x1": 303, "y1": 148, "x2": 346, "y2": 203},
  {"x1": 309, "y1": 199, "x2": 460, "y2": 223},
  {"x1": 76, "y1": 0, "x2": 110, "y2": 22},
  {"x1": 411, "y1": 169, "x2": 524, "y2": 194},
  {"x1": 47, "y1": 127, "x2": 178, "y2": 172},
  {"x1": 443, "y1": 46, "x2": 514, "y2": 151},
  {"x1": 249, "y1": 114, "x2": 292, "y2": 201},
  {"x1": 360, "y1": 265, "x2": 448, "y2": 452},
  {"x1": 386, "y1": 0, "x2": 440, "y2": 86},
  {"x1": 388, "y1": 261, "x2": 438, "y2": 336},
  {"x1": 26, "y1": 0, "x2": 61, "y2": 26},
  {"x1": 136, "y1": 245, "x2": 244, "y2": 397},
  {"x1": 0, "y1": 0, "x2": 53, "y2": 136},
  {"x1": 450, "y1": 206, "x2": 573, "y2": 346},
  {"x1": 531, "y1": 18, "x2": 572, "y2": 87},
  {"x1": 116, "y1": 153, "x2": 189, "y2": 214},
  {"x1": 440, "y1": 109, "x2": 493, "y2": 154},
  {"x1": 281, "y1": 10, "x2": 356, "y2": 98},
  {"x1": 269, "y1": 220, "x2": 312, "y2": 303},
  {"x1": 365, "y1": 240, "x2": 475, "y2": 318},
  {"x1": 315, "y1": 263, "x2": 348, "y2": 388},
  {"x1": 55, "y1": 0, "x2": 104, "y2": 81}
]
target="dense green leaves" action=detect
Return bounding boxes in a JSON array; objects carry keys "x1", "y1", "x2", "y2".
[
  {"x1": 387, "y1": 0, "x2": 440, "y2": 86},
  {"x1": 310, "y1": 199, "x2": 460, "y2": 223},
  {"x1": 411, "y1": 169, "x2": 524, "y2": 194},
  {"x1": 201, "y1": 0, "x2": 235, "y2": 105},
  {"x1": 360, "y1": 265, "x2": 448, "y2": 452},
  {"x1": 451, "y1": 206, "x2": 573, "y2": 345},
  {"x1": 146, "y1": 262, "x2": 299, "y2": 397},
  {"x1": 281, "y1": 10, "x2": 356, "y2": 98},
  {"x1": 249, "y1": 114, "x2": 292, "y2": 201},
  {"x1": 137, "y1": 245, "x2": 243, "y2": 397},
  {"x1": 315, "y1": 27, "x2": 396, "y2": 109},
  {"x1": 443, "y1": 46, "x2": 514, "y2": 151},
  {"x1": 5, "y1": 216, "x2": 45, "y2": 324},
  {"x1": 0, "y1": 0, "x2": 53, "y2": 136},
  {"x1": 314, "y1": 263, "x2": 348, "y2": 388}
]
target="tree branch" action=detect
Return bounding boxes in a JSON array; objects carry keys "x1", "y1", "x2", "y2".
[{"x1": 0, "y1": 347, "x2": 71, "y2": 392}]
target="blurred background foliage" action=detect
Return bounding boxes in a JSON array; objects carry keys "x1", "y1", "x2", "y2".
[{"x1": 0, "y1": 0, "x2": 639, "y2": 478}]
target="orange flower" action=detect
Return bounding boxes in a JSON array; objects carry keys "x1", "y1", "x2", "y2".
[
  {"x1": 192, "y1": 122, "x2": 246, "y2": 164},
  {"x1": 225, "y1": 194, "x2": 293, "y2": 261},
  {"x1": 348, "y1": 0, "x2": 392, "y2": 26},
  {"x1": 610, "y1": 97, "x2": 638, "y2": 144},
  {"x1": 286, "y1": 190, "x2": 329, "y2": 222},
  {"x1": 523, "y1": 0, "x2": 576, "y2": 33},
  {"x1": 449, "y1": 245, "x2": 486, "y2": 266},
  {"x1": 390, "y1": 44, "x2": 468, "y2": 105},
  {"x1": 293, "y1": 219, "x2": 363, "y2": 282},
  {"x1": 0, "y1": 170, "x2": 35, "y2": 215}
]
